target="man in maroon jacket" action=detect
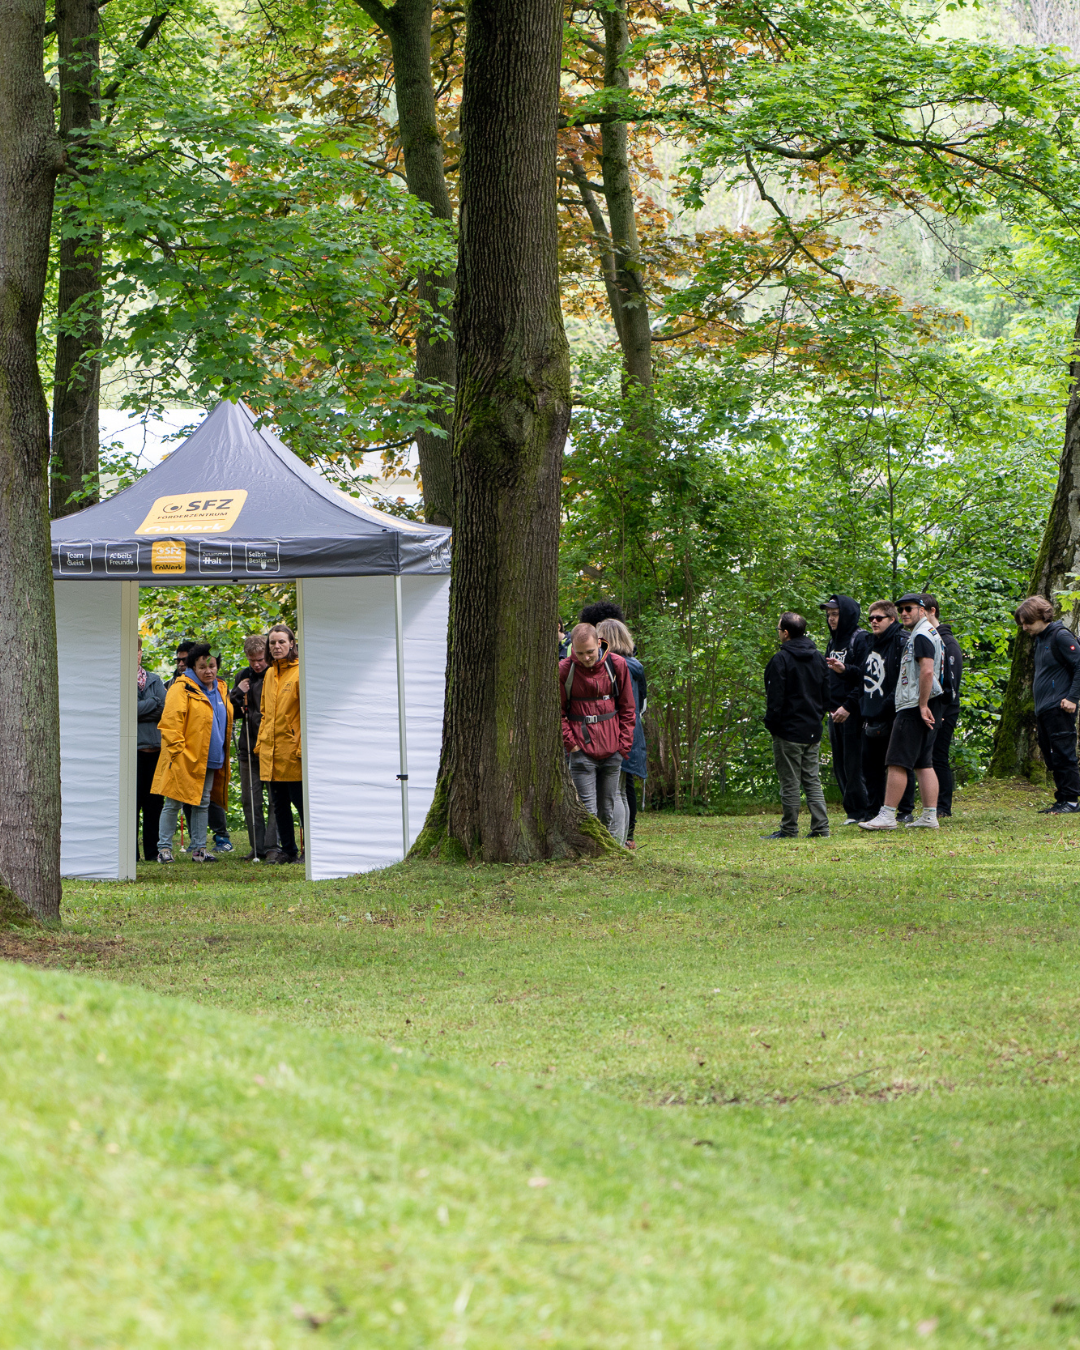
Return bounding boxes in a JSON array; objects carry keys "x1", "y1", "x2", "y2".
[{"x1": 559, "y1": 623, "x2": 637, "y2": 836}]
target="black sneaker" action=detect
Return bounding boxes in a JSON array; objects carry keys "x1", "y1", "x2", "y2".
[
  {"x1": 808, "y1": 830, "x2": 831, "y2": 838},
  {"x1": 760, "y1": 830, "x2": 797, "y2": 840},
  {"x1": 1044, "y1": 802, "x2": 1080, "y2": 815},
  {"x1": 897, "y1": 813, "x2": 915, "y2": 825}
]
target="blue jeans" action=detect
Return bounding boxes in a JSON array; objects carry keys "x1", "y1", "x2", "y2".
[{"x1": 158, "y1": 770, "x2": 214, "y2": 853}]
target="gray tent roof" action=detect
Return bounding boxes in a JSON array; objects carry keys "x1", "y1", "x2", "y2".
[{"x1": 52, "y1": 400, "x2": 450, "y2": 582}]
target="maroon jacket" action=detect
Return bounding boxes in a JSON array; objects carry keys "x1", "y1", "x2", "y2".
[{"x1": 559, "y1": 649, "x2": 636, "y2": 760}]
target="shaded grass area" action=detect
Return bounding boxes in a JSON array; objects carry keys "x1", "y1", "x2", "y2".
[{"x1": 3, "y1": 780, "x2": 1080, "y2": 1345}]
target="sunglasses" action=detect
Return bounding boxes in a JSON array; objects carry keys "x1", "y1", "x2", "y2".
[
  {"x1": 897, "y1": 605, "x2": 920, "y2": 614},
  {"x1": 868, "y1": 613, "x2": 891, "y2": 622}
]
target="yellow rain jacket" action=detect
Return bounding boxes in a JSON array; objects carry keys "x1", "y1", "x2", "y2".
[
  {"x1": 255, "y1": 655, "x2": 302, "y2": 781},
  {"x1": 151, "y1": 675, "x2": 233, "y2": 807}
]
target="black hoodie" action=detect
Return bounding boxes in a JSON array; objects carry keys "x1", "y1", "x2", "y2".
[
  {"x1": 856, "y1": 618, "x2": 908, "y2": 721},
  {"x1": 1032, "y1": 621, "x2": 1080, "y2": 716},
  {"x1": 934, "y1": 622, "x2": 963, "y2": 715},
  {"x1": 822, "y1": 593, "x2": 870, "y2": 712},
  {"x1": 763, "y1": 635, "x2": 829, "y2": 743}
]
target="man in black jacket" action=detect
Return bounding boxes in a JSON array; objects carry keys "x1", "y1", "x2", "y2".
[
  {"x1": 1016, "y1": 596, "x2": 1080, "y2": 814},
  {"x1": 230, "y1": 633, "x2": 279, "y2": 859},
  {"x1": 820, "y1": 594, "x2": 870, "y2": 824},
  {"x1": 851, "y1": 601, "x2": 909, "y2": 821},
  {"x1": 762, "y1": 612, "x2": 831, "y2": 839},
  {"x1": 924, "y1": 595, "x2": 963, "y2": 816}
]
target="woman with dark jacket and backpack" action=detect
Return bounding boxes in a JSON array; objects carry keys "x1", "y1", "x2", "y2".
[{"x1": 597, "y1": 618, "x2": 647, "y2": 848}]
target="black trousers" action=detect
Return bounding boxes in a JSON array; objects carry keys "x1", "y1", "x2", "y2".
[
  {"x1": 624, "y1": 774, "x2": 638, "y2": 840},
  {"x1": 270, "y1": 780, "x2": 305, "y2": 857},
  {"x1": 933, "y1": 713, "x2": 958, "y2": 814},
  {"x1": 861, "y1": 722, "x2": 915, "y2": 819},
  {"x1": 1037, "y1": 708, "x2": 1080, "y2": 803},
  {"x1": 829, "y1": 715, "x2": 868, "y2": 818},
  {"x1": 136, "y1": 749, "x2": 163, "y2": 861}
]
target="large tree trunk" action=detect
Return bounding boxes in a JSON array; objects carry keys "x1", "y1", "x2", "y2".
[
  {"x1": 990, "y1": 300, "x2": 1080, "y2": 778},
  {"x1": 49, "y1": 0, "x2": 101, "y2": 519},
  {"x1": 0, "y1": 0, "x2": 64, "y2": 922},
  {"x1": 356, "y1": 0, "x2": 455, "y2": 526},
  {"x1": 413, "y1": 0, "x2": 614, "y2": 862},
  {"x1": 599, "y1": 0, "x2": 652, "y2": 392}
]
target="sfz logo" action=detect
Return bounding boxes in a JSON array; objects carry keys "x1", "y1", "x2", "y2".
[{"x1": 136, "y1": 490, "x2": 248, "y2": 535}]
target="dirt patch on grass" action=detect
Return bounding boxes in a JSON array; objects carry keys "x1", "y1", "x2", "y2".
[{"x1": 0, "y1": 931, "x2": 123, "y2": 970}]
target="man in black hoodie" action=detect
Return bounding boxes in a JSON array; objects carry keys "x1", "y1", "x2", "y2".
[
  {"x1": 820, "y1": 594, "x2": 871, "y2": 824},
  {"x1": 762, "y1": 612, "x2": 831, "y2": 838},
  {"x1": 924, "y1": 595, "x2": 963, "y2": 817},
  {"x1": 853, "y1": 601, "x2": 909, "y2": 820},
  {"x1": 1016, "y1": 596, "x2": 1080, "y2": 813}
]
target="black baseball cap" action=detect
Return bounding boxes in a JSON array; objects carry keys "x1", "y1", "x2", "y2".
[
  {"x1": 818, "y1": 594, "x2": 841, "y2": 610},
  {"x1": 894, "y1": 592, "x2": 926, "y2": 608}
]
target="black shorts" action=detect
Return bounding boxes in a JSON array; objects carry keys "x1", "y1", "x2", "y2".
[{"x1": 886, "y1": 704, "x2": 941, "y2": 771}]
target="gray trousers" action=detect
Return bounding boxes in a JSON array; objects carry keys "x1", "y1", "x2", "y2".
[
  {"x1": 239, "y1": 754, "x2": 278, "y2": 856},
  {"x1": 569, "y1": 750, "x2": 623, "y2": 835},
  {"x1": 772, "y1": 737, "x2": 830, "y2": 836}
]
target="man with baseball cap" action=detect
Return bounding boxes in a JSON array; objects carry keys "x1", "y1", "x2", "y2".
[{"x1": 860, "y1": 592, "x2": 945, "y2": 830}]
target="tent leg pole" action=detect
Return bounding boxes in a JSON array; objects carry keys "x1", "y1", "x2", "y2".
[{"x1": 394, "y1": 574, "x2": 410, "y2": 858}]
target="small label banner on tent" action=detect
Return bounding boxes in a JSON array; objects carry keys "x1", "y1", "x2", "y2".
[
  {"x1": 199, "y1": 542, "x2": 233, "y2": 574},
  {"x1": 135, "y1": 490, "x2": 248, "y2": 535},
  {"x1": 245, "y1": 543, "x2": 280, "y2": 574},
  {"x1": 105, "y1": 544, "x2": 140, "y2": 574},
  {"x1": 151, "y1": 540, "x2": 186, "y2": 574},
  {"x1": 57, "y1": 542, "x2": 93, "y2": 574}
]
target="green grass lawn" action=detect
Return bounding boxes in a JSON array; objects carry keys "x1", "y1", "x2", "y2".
[{"x1": 4, "y1": 780, "x2": 1080, "y2": 1347}]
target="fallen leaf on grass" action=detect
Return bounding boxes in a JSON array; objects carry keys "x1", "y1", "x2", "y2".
[
  {"x1": 917, "y1": 1318, "x2": 938, "y2": 1336},
  {"x1": 528, "y1": 1176, "x2": 550, "y2": 1188}
]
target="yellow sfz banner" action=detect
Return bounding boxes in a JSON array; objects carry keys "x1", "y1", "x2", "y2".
[{"x1": 135, "y1": 491, "x2": 248, "y2": 535}]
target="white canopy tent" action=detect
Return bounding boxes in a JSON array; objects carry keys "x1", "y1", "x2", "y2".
[{"x1": 51, "y1": 401, "x2": 450, "y2": 882}]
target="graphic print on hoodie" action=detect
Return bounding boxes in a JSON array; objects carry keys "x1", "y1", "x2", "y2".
[{"x1": 821, "y1": 593, "x2": 870, "y2": 713}]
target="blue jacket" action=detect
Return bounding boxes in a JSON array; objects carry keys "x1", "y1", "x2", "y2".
[
  {"x1": 1032, "y1": 621, "x2": 1080, "y2": 716},
  {"x1": 137, "y1": 671, "x2": 167, "y2": 751},
  {"x1": 621, "y1": 655, "x2": 648, "y2": 779}
]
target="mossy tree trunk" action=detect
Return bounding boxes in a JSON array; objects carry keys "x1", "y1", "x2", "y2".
[
  {"x1": 412, "y1": 0, "x2": 615, "y2": 862},
  {"x1": 990, "y1": 301, "x2": 1080, "y2": 778},
  {"x1": 0, "y1": 0, "x2": 64, "y2": 922},
  {"x1": 49, "y1": 0, "x2": 101, "y2": 518},
  {"x1": 355, "y1": 0, "x2": 455, "y2": 527}
]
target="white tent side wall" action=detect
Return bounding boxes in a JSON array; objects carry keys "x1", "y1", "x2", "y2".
[
  {"x1": 300, "y1": 576, "x2": 443, "y2": 880},
  {"x1": 56, "y1": 580, "x2": 138, "y2": 880},
  {"x1": 401, "y1": 575, "x2": 450, "y2": 849}
]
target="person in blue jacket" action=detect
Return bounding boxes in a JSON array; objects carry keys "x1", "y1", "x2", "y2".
[
  {"x1": 1016, "y1": 595, "x2": 1080, "y2": 814},
  {"x1": 597, "y1": 618, "x2": 647, "y2": 848}
]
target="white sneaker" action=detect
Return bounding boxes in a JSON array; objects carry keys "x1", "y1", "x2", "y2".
[
  {"x1": 859, "y1": 812, "x2": 897, "y2": 831},
  {"x1": 906, "y1": 812, "x2": 939, "y2": 829},
  {"x1": 841, "y1": 817, "x2": 861, "y2": 826}
]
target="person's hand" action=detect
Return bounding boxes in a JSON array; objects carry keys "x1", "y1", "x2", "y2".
[
  {"x1": 1062, "y1": 698, "x2": 1077, "y2": 715},
  {"x1": 237, "y1": 678, "x2": 250, "y2": 693},
  {"x1": 831, "y1": 707, "x2": 850, "y2": 723},
  {"x1": 920, "y1": 703, "x2": 936, "y2": 729},
  {"x1": 826, "y1": 657, "x2": 846, "y2": 673}
]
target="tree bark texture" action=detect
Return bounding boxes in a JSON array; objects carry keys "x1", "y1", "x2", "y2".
[
  {"x1": 599, "y1": 1, "x2": 652, "y2": 391},
  {"x1": 412, "y1": 0, "x2": 615, "y2": 862},
  {"x1": 355, "y1": 0, "x2": 455, "y2": 526},
  {"x1": 49, "y1": 0, "x2": 102, "y2": 519},
  {"x1": 0, "y1": 0, "x2": 64, "y2": 922},
  {"x1": 990, "y1": 301, "x2": 1080, "y2": 778}
]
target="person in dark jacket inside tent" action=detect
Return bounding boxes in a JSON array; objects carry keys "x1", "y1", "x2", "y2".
[
  {"x1": 136, "y1": 637, "x2": 167, "y2": 862},
  {"x1": 1015, "y1": 596, "x2": 1080, "y2": 814},
  {"x1": 560, "y1": 622, "x2": 637, "y2": 837},
  {"x1": 762, "y1": 612, "x2": 831, "y2": 839},
  {"x1": 820, "y1": 593, "x2": 870, "y2": 824}
]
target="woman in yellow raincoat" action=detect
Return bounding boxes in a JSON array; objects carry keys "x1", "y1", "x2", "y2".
[
  {"x1": 152, "y1": 643, "x2": 233, "y2": 864},
  {"x1": 255, "y1": 623, "x2": 304, "y2": 863}
]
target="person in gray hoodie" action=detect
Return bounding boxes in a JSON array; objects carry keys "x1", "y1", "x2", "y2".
[{"x1": 136, "y1": 638, "x2": 167, "y2": 862}]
